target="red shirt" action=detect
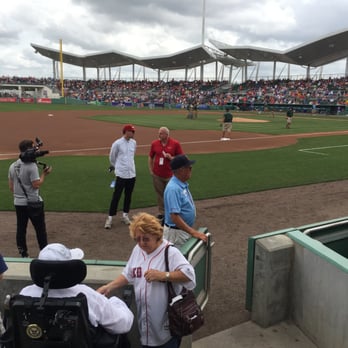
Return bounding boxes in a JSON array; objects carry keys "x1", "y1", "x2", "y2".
[{"x1": 149, "y1": 137, "x2": 183, "y2": 178}]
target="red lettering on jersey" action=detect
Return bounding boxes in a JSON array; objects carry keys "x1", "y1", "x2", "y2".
[{"x1": 132, "y1": 267, "x2": 142, "y2": 278}]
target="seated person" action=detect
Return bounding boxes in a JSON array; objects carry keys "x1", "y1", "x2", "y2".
[
  {"x1": 20, "y1": 243, "x2": 134, "y2": 335},
  {"x1": 0, "y1": 254, "x2": 8, "y2": 280}
]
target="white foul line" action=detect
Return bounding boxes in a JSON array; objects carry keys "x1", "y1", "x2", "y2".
[
  {"x1": 299, "y1": 144, "x2": 348, "y2": 156},
  {"x1": 0, "y1": 137, "x2": 267, "y2": 157},
  {"x1": 1, "y1": 135, "x2": 348, "y2": 157}
]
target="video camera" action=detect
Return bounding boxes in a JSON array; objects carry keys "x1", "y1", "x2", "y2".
[{"x1": 19, "y1": 137, "x2": 49, "y2": 168}]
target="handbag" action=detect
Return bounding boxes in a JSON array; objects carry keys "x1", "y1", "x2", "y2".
[
  {"x1": 27, "y1": 200, "x2": 44, "y2": 209},
  {"x1": 165, "y1": 246, "x2": 204, "y2": 337}
]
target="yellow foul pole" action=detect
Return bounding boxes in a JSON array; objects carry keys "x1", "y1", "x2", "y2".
[{"x1": 59, "y1": 39, "x2": 64, "y2": 97}]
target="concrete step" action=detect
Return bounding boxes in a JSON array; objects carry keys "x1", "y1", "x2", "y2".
[{"x1": 192, "y1": 321, "x2": 317, "y2": 348}]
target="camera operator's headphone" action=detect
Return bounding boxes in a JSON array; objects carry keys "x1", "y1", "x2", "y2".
[{"x1": 123, "y1": 124, "x2": 135, "y2": 134}]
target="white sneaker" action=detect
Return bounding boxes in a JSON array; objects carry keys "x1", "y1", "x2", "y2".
[
  {"x1": 121, "y1": 214, "x2": 131, "y2": 225},
  {"x1": 104, "y1": 217, "x2": 112, "y2": 229}
]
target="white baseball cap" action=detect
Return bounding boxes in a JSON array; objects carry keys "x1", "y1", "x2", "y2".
[{"x1": 38, "y1": 243, "x2": 84, "y2": 261}]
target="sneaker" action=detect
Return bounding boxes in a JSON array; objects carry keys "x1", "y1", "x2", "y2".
[
  {"x1": 104, "y1": 217, "x2": 112, "y2": 229},
  {"x1": 121, "y1": 214, "x2": 131, "y2": 225},
  {"x1": 19, "y1": 250, "x2": 29, "y2": 258}
]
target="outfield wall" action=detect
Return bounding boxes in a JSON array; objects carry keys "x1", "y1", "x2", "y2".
[{"x1": 0, "y1": 96, "x2": 346, "y2": 115}]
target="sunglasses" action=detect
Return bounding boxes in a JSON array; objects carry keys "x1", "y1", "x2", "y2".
[{"x1": 134, "y1": 236, "x2": 151, "y2": 243}]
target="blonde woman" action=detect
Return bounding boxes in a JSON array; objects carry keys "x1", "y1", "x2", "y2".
[{"x1": 98, "y1": 212, "x2": 196, "y2": 348}]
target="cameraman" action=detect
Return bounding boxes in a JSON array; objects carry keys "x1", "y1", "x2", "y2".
[{"x1": 8, "y1": 139, "x2": 52, "y2": 257}]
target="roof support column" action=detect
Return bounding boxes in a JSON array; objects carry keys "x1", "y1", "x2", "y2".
[
  {"x1": 97, "y1": 68, "x2": 100, "y2": 80},
  {"x1": 273, "y1": 61, "x2": 276, "y2": 80},
  {"x1": 109, "y1": 66, "x2": 111, "y2": 80},
  {"x1": 215, "y1": 61, "x2": 218, "y2": 81},
  {"x1": 306, "y1": 65, "x2": 310, "y2": 79},
  {"x1": 157, "y1": 69, "x2": 161, "y2": 81},
  {"x1": 132, "y1": 64, "x2": 135, "y2": 81},
  {"x1": 220, "y1": 64, "x2": 224, "y2": 81},
  {"x1": 185, "y1": 68, "x2": 188, "y2": 81},
  {"x1": 345, "y1": 58, "x2": 348, "y2": 77},
  {"x1": 256, "y1": 62, "x2": 260, "y2": 81},
  {"x1": 228, "y1": 65, "x2": 233, "y2": 84},
  {"x1": 52, "y1": 60, "x2": 56, "y2": 79},
  {"x1": 83, "y1": 66, "x2": 86, "y2": 81},
  {"x1": 287, "y1": 64, "x2": 290, "y2": 79},
  {"x1": 244, "y1": 60, "x2": 248, "y2": 83}
]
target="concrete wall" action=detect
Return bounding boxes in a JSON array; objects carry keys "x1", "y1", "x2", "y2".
[
  {"x1": 249, "y1": 228, "x2": 348, "y2": 348},
  {"x1": 289, "y1": 231, "x2": 348, "y2": 348},
  {"x1": 251, "y1": 235, "x2": 293, "y2": 327}
]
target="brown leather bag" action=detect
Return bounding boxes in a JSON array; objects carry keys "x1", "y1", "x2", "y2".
[{"x1": 165, "y1": 246, "x2": 204, "y2": 337}]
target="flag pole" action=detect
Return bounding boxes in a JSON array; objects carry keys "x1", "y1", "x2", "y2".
[{"x1": 202, "y1": 0, "x2": 206, "y2": 45}]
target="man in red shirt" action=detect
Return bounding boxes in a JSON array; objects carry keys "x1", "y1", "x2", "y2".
[{"x1": 148, "y1": 127, "x2": 183, "y2": 222}]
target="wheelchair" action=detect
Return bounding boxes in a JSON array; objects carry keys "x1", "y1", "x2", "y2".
[{"x1": 0, "y1": 259, "x2": 128, "y2": 348}]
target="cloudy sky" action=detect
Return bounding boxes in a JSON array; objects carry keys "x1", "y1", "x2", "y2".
[{"x1": 1, "y1": 0, "x2": 347, "y2": 81}]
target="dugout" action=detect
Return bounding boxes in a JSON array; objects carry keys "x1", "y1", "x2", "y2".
[
  {"x1": 0, "y1": 228, "x2": 212, "y2": 348},
  {"x1": 246, "y1": 216, "x2": 348, "y2": 348},
  {"x1": 0, "y1": 83, "x2": 59, "y2": 99}
]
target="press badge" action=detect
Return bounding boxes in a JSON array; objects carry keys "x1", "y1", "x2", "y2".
[{"x1": 159, "y1": 157, "x2": 164, "y2": 165}]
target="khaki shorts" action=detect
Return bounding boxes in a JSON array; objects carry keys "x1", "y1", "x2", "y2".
[
  {"x1": 163, "y1": 225, "x2": 190, "y2": 248},
  {"x1": 223, "y1": 122, "x2": 232, "y2": 132}
]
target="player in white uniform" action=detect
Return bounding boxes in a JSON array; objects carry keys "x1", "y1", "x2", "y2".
[{"x1": 98, "y1": 212, "x2": 196, "y2": 347}]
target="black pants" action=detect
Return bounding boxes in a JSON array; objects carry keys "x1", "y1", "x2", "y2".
[
  {"x1": 108, "y1": 177, "x2": 136, "y2": 216},
  {"x1": 15, "y1": 204, "x2": 48, "y2": 256}
]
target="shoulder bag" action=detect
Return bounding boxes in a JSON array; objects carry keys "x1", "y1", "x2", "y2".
[{"x1": 165, "y1": 245, "x2": 204, "y2": 337}]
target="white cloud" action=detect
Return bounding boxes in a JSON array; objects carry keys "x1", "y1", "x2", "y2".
[{"x1": 0, "y1": 0, "x2": 347, "y2": 80}]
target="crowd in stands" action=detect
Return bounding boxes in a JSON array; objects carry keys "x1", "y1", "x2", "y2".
[{"x1": 1, "y1": 75, "x2": 347, "y2": 107}]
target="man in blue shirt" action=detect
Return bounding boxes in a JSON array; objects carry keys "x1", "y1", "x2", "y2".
[{"x1": 163, "y1": 154, "x2": 207, "y2": 247}]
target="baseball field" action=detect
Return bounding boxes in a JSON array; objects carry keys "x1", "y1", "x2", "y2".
[{"x1": 1, "y1": 103, "x2": 348, "y2": 339}]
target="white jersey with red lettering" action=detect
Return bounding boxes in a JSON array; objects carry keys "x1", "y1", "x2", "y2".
[{"x1": 122, "y1": 240, "x2": 195, "y2": 346}]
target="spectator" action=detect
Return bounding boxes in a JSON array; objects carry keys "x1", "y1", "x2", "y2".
[
  {"x1": 163, "y1": 154, "x2": 208, "y2": 248},
  {"x1": 8, "y1": 140, "x2": 52, "y2": 257},
  {"x1": 148, "y1": 127, "x2": 183, "y2": 223},
  {"x1": 105, "y1": 125, "x2": 137, "y2": 229},
  {"x1": 97, "y1": 212, "x2": 196, "y2": 347},
  {"x1": 20, "y1": 243, "x2": 134, "y2": 335}
]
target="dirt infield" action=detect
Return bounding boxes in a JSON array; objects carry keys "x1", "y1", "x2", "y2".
[
  {"x1": 1, "y1": 108, "x2": 348, "y2": 340},
  {"x1": 0, "y1": 109, "x2": 298, "y2": 159},
  {"x1": 2, "y1": 109, "x2": 347, "y2": 160}
]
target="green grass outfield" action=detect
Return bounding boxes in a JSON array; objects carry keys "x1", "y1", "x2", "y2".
[{"x1": 1, "y1": 104, "x2": 348, "y2": 212}]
